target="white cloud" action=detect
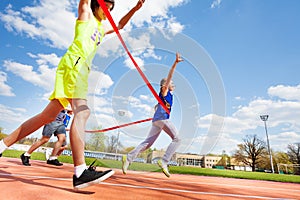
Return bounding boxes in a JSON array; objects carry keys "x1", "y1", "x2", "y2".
[
  {"x1": 89, "y1": 70, "x2": 114, "y2": 95},
  {"x1": 27, "y1": 53, "x2": 61, "y2": 66},
  {"x1": 128, "y1": 96, "x2": 153, "y2": 114},
  {"x1": 234, "y1": 96, "x2": 244, "y2": 101},
  {"x1": 3, "y1": 59, "x2": 56, "y2": 91},
  {"x1": 197, "y1": 84, "x2": 300, "y2": 154},
  {"x1": 1, "y1": 0, "x2": 186, "y2": 51},
  {"x1": 262, "y1": 131, "x2": 300, "y2": 153},
  {"x1": 268, "y1": 84, "x2": 300, "y2": 101},
  {"x1": 167, "y1": 17, "x2": 184, "y2": 35},
  {"x1": 110, "y1": 0, "x2": 187, "y2": 29},
  {"x1": 0, "y1": 71, "x2": 15, "y2": 97},
  {"x1": 139, "y1": 94, "x2": 155, "y2": 103},
  {"x1": 0, "y1": 1, "x2": 76, "y2": 49},
  {"x1": 0, "y1": 104, "x2": 27, "y2": 129},
  {"x1": 211, "y1": 0, "x2": 222, "y2": 9},
  {"x1": 124, "y1": 55, "x2": 145, "y2": 70},
  {"x1": 98, "y1": 31, "x2": 159, "y2": 69}
]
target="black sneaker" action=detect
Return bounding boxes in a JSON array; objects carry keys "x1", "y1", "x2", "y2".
[
  {"x1": 47, "y1": 159, "x2": 63, "y2": 166},
  {"x1": 73, "y1": 160, "x2": 115, "y2": 189},
  {"x1": 20, "y1": 153, "x2": 31, "y2": 166}
]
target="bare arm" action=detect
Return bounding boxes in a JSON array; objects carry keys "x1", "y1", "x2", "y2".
[
  {"x1": 161, "y1": 52, "x2": 184, "y2": 96},
  {"x1": 105, "y1": 0, "x2": 145, "y2": 35},
  {"x1": 78, "y1": 0, "x2": 93, "y2": 21}
]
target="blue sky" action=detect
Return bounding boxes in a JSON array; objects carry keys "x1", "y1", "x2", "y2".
[{"x1": 1, "y1": 0, "x2": 300, "y2": 155}]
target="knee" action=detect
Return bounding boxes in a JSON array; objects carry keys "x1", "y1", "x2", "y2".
[
  {"x1": 57, "y1": 136, "x2": 66, "y2": 143},
  {"x1": 41, "y1": 137, "x2": 50, "y2": 143},
  {"x1": 173, "y1": 136, "x2": 181, "y2": 144},
  {"x1": 74, "y1": 105, "x2": 90, "y2": 119}
]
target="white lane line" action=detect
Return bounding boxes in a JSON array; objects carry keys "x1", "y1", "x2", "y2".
[
  {"x1": 129, "y1": 175, "x2": 300, "y2": 193},
  {"x1": 0, "y1": 172, "x2": 71, "y2": 181}
]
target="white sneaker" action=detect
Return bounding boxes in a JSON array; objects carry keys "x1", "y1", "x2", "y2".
[
  {"x1": 122, "y1": 155, "x2": 130, "y2": 174},
  {"x1": 157, "y1": 159, "x2": 170, "y2": 178}
]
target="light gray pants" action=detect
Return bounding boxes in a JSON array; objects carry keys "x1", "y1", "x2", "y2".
[{"x1": 127, "y1": 119, "x2": 180, "y2": 163}]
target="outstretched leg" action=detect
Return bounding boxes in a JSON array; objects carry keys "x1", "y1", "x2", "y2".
[
  {"x1": 3, "y1": 99, "x2": 63, "y2": 147},
  {"x1": 127, "y1": 124, "x2": 161, "y2": 163}
]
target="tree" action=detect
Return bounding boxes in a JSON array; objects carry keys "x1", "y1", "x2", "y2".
[
  {"x1": 275, "y1": 151, "x2": 291, "y2": 164},
  {"x1": 85, "y1": 126, "x2": 107, "y2": 151},
  {"x1": 217, "y1": 150, "x2": 229, "y2": 167},
  {"x1": 232, "y1": 134, "x2": 268, "y2": 171},
  {"x1": 105, "y1": 135, "x2": 123, "y2": 153},
  {"x1": 287, "y1": 143, "x2": 300, "y2": 164},
  {"x1": 287, "y1": 143, "x2": 300, "y2": 175},
  {"x1": 86, "y1": 132, "x2": 107, "y2": 152},
  {"x1": 122, "y1": 146, "x2": 135, "y2": 153},
  {"x1": 0, "y1": 127, "x2": 8, "y2": 140}
]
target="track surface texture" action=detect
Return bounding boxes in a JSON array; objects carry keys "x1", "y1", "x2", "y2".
[{"x1": 1, "y1": 157, "x2": 299, "y2": 200}]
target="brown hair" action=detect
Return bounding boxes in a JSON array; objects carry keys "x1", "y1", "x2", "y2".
[{"x1": 91, "y1": 0, "x2": 115, "y2": 13}]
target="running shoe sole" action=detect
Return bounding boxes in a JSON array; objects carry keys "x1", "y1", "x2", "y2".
[{"x1": 157, "y1": 159, "x2": 170, "y2": 178}]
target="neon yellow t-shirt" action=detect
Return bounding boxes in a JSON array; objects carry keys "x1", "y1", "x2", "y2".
[
  {"x1": 49, "y1": 17, "x2": 105, "y2": 108},
  {"x1": 68, "y1": 16, "x2": 105, "y2": 65}
]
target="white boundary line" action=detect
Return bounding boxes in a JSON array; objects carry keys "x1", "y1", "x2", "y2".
[
  {"x1": 0, "y1": 172, "x2": 71, "y2": 181},
  {"x1": 126, "y1": 174, "x2": 300, "y2": 193}
]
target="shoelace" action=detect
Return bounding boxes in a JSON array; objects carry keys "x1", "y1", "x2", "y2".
[{"x1": 88, "y1": 159, "x2": 97, "y2": 171}]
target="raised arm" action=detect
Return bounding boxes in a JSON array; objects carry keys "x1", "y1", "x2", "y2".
[
  {"x1": 161, "y1": 52, "x2": 184, "y2": 96},
  {"x1": 105, "y1": 0, "x2": 145, "y2": 34},
  {"x1": 78, "y1": 0, "x2": 93, "y2": 21}
]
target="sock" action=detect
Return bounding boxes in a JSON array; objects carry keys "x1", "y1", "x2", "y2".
[
  {"x1": 24, "y1": 152, "x2": 31, "y2": 157},
  {"x1": 75, "y1": 164, "x2": 87, "y2": 178},
  {"x1": 162, "y1": 159, "x2": 168, "y2": 168},
  {"x1": 0, "y1": 140, "x2": 8, "y2": 154},
  {"x1": 49, "y1": 156, "x2": 57, "y2": 160}
]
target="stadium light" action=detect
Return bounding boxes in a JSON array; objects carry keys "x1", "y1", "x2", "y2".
[{"x1": 260, "y1": 115, "x2": 274, "y2": 173}]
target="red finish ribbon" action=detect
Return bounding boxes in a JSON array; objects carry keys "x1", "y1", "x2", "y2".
[
  {"x1": 97, "y1": 0, "x2": 170, "y2": 114},
  {"x1": 66, "y1": 118, "x2": 152, "y2": 133}
]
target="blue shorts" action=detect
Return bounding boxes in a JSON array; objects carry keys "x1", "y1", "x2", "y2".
[{"x1": 42, "y1": 121, "x2": 66, "y2": 138}]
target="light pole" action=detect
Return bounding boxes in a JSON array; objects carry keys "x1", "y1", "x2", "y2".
[
  {"x1": 260, "y1": 115, "x2": 274, "y2": 173},
  {"x1": 115, "y1": 110, "x2": 125, "y2": 160}
]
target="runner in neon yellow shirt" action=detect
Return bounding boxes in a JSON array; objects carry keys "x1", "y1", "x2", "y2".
[{"x1": 0, "y1": 0, "x2": 145, "y2": 189}]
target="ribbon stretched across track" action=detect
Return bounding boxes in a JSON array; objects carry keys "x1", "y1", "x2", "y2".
[
  {"x1": 67, "y1": 118, "x2": 152, "y2": 133},
  {"x1": 97, "y1": 0, "x2": 170, "y2": 114}
]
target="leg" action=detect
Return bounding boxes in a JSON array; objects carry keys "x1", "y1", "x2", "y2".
[
  {"x1": 50, "y1": 133, "x2": 66, "y2": 157},
  {"x1": 161, "y1": 120, "x2": 181, "y2": 163},
  {"x1": 127, "y1": 124, "x2": 162, "y2": 162},
  {"x1": 69, "y1": 99, "x2": 114, "y2": 188},
  {"x1": 122, "y1": 124, "x2": 161, "y2": 174},
  {"x1": 20, "y1": 136, "x2": 50, "y2": 166},
  {"x1": 47, "y1": 133, "x2": 65, "y2": 166},
  {"x1": 3, "y1": 99, "x2": 63, "y2": 147},
  {"x1": 69, "y1": 99, "x2": 90, "y2": 166},
  {"x1": 56, "y1": 145, "x2": 67, "y2": 156},
  {"x1": 27, "y1": 136, "x2": 50, "y2": 154}
]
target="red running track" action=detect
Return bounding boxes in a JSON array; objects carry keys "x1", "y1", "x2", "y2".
[{"x1": 0, "y1": 157, "x2": 300, "y2": 200}]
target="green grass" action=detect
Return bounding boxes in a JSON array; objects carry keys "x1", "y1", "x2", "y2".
[{"x1": 3, "y1": 150, "x2": 300, "y2": 184}]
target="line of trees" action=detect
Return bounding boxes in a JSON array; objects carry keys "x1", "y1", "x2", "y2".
[{"x1": 231, "y1": 134, "x2": 300, "y2": 174}]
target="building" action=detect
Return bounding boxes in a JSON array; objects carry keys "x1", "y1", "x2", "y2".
[
  {"x1": 176, "y1": 153, "x2": 203, "y2": 167},
  {"x1": 151, "y1": 150, "x2": 222, "y2": 168}
]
